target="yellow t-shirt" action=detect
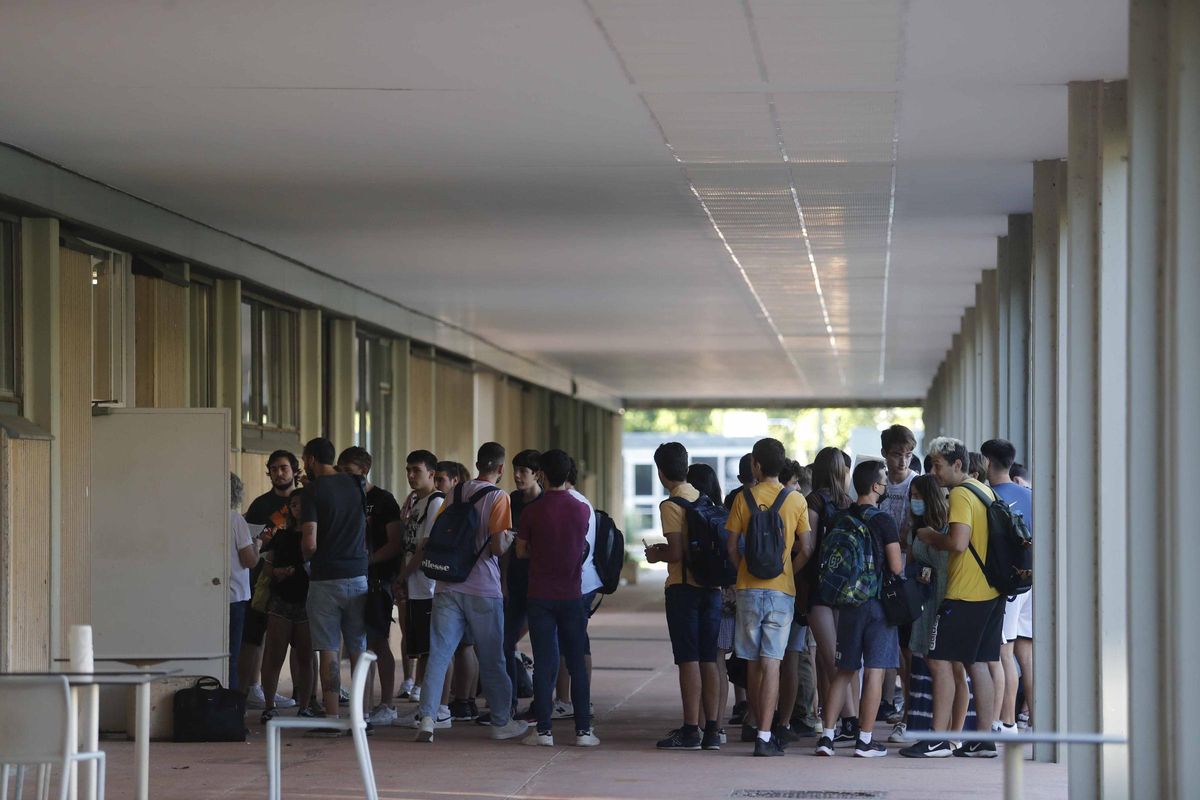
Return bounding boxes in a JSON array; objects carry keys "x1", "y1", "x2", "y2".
[
  {"x1": 945, "y1": 478, "x2": 1001, "y2": 602},
  {"x1": 726, "y1": 482, "x2": 810, "y2": 596},
  {"x1": 659, "y1": 482, "x2": 701, "y2": 588}
]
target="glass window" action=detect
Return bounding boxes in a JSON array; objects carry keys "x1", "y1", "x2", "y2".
[
  {"x1": 694, "y1": 455, "x2": 719, "y2": 472},
  {"x1": 88, "y1": 246, "x2": 129, "y2": 405},
  {"x1": 189, "y1": 282, "x2": 215, "y2": 407},
  {"x1": 355, "y1": 333, "x2": 393, "y2": 488},
  {"x1": 241, "y1": 297, "x2": 298, "y2": 430},
  {"x1": 634, "y1": 463, "x2": 654, "y2": 497},
  {"x1": 0, "y1": 219, "x2": 18, "y2": 404}
]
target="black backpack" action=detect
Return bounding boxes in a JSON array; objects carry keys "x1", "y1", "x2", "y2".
[
  {"x1": 420, "y1": 483, "x2": 503, "y2": 583},
  {"x1": 667, "y1": 494, "x2": 737, "y2": 587},
  {"x1": 740, "y1": 485, "x2": 792, "y2": 580},
  {"x1": 592, "y1": 510, "x2": 625, "y2": 594},
  {"x1": 961, "y1": 482, "x2": 1033, "y2": 597}
]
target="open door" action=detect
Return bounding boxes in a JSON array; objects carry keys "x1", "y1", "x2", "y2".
[{"x1": 90, "y1": 408, "x2": 230, "y2": 682}]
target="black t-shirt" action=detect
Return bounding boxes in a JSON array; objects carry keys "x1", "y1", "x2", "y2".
[
  {"x1": 849, "y1": 503, "x2": 900, "y2": 576},
  {"x1": 245, "y1": 490, "x2": 292, "y2": 530},
  {"x1": 365, "y1": 485, "x2": 403, "y2": 582},
  {"x1": 506, "y1": 489, "x2": 542, "y2": 598},
  {"x1": 301, "y1": 472, "x2": 368, "y2": 581},
  {"x1": 723, "y1": 486, "x2": 745, "y2": 512},
  {"x1": 269, "y1": 528, "x2": 310, "y2": 604}
]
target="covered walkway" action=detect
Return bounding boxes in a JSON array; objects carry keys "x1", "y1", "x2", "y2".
[{"x1": 97, "y1": 573, "x2": 1067, "y2": 800}]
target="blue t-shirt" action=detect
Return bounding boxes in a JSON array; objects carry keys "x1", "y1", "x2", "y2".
[{"x1": 991, "y1": 482, "x2": 1033, "y2": 534}]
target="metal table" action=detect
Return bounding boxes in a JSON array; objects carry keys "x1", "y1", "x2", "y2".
[{"x1": 3, "y1": 669, "x2": 179, "y2": 800}]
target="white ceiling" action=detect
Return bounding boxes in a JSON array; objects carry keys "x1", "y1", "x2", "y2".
[{"x1": 0, "y1": 0, "x2": 1128, "y2": 404}]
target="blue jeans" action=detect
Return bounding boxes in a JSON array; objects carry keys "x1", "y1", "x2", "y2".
[
  {"x1": 228, "y1": 601, "x2": 248, "y2": 690},
  {"x1": 306, "y1": 576, "x2": 368, "y2": 655},
  {"x1": 528, "y1": 597, "x2": 591, "y2": 733},
  {"x1": 734, "y1": 588, "x2": 794, "y2": 661},
  {"x1": 420, "y1": 591, "x2": 513, "y2": 726}
]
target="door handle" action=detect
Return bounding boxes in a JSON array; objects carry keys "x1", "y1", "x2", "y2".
[{"x1": 211, "y1": 577, "x2": 221, "y2": 586}]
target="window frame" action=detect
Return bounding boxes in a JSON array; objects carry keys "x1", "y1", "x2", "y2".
[
  {"x1": 72, "y1": 236, "x2": 133, "y2": 408},
  {"x1": 241, "y1": 293, "x2": 300, "y2": 433},
  {"x1": 0, "y1": 213, "x2": 21, "y2": 414}
]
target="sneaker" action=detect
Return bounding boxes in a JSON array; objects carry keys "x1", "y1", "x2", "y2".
[
  {"x1": 701, "y1": 728, "x2": 722, "y2": 751},
  {"x1": 729, "y1": 701, "x2": 748, "y2": 725},
  {"x1": 717, "y1": 728, "x2": 727, "y2": 745},
  {"x1": 396, "y1": 678, "x2": 415, "y2": 699},
  {"x1": 364, "y1": 722, "x2": 375, "y2": 737},
  {"x1": 954, "y1": 740, "x2": 999, "y2": 758},
  {"x1": 814, "y1": 736, "x2": 835, "y2": 757},
  {"x1": 274, "y1": 694, "x2": 297, "y2": 709},
  {"x1": 245, "y1": 685, "x2": 267, "y2": 709},
  {"x1": 877, "y1": 700, "x2": 896, "y2": 720},
  {"x1": 752, "y1": 736, "x2": 785, "y2": 757},
  {"x1": 900, "y1": 739, "x2": 954, "y2": 758},
  {"x1": 885, "y1": 705, "x2": 905, "y2": 725},
  {"x1": 475, "y1": 712, "x2": 493, "y2": 726},
  {"x1": 409, "y1": 686, "x2": 421, "y2": 703},
  {"x1": 773, "y1": 725, "x2": 797, "y2": 747},
  {"x1": 1017, "y1": 711, "x2": 1030, "y2": 730},
  {"x1": 448, "y1": 699, "x2": 475, "y2": 721},
  {"x1": 396, "y1": 709, "x2": 451, "y2": 729},
  {"x1": 996, "y1": 723, "x2": 1019, "y2": 737},
  {"x1": 523, "y1": 730, "x2": 554, "y2": 746},
  {"x1": 656, "y1": 728, "x2": 701, "y2": 750},
  {"x1": 888, "y1": 722, "x2": 910, "y2": 743},
  {"x1": 414, "y1": 715, "x2": 436, "y2": 743},
  {"x1": 491, "y1": 718, "x2": 530, "y2": 740},
  {"x1": 552, "y1": 700, "x2": 574, "y2": 719},
  {"x1": 516, "y1": 705, "x2": 538, "y2": 723},
  {"x1": 575, "y1": 729, "x2": 600, "y2": 747},
  {"x1": 260, "y1": 708, "x2": 278, "y2": 725},
  {"x1": 832, "y1": 718, "x2": 859, "y2": 748},
  {"x1": 367, "y1": 704, "x2": 398, "y2": 726},
  {"x1": 297, "y1": 706, "x2": 318, "y2": 719},
  {"x1": 854, "y1": 738, "x2": 887, "y2": 758},
  {"x1": 338, "y1": 687, "x2": 350, "y2": 706},
  {"x1": 740, "y1": 723, "x2": 757, "y2": 743}
]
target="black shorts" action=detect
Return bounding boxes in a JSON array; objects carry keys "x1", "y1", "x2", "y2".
[
  {"x1": 928, "y1": 597, "x2": 1005, "y2": 665},
  {"x1": 665, "y1": 584, "x2": 721, "y2": 665},
  {"x1": 241, "y1": 605, "x2": 269, "y2": 646},
  {"x1": 404, "y1": 598, "x2": 433, "y2": 657}
]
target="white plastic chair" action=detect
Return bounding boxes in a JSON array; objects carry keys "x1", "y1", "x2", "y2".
[
  {"x1": 266, "y1": 650, "x2": 378, "y2": 800},
  {"x1": 0, "y1": 676, "x2": 106, "y2": 800}
]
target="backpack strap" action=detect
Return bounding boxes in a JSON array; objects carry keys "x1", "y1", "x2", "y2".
[
  {"x1": 665, "y1": 495, "x2": 696, "y2": 584},
  {"x1": 741, "y1": 484, "x2": 756, "y2": 512},
  {"x1": 769, "y1": 486, "x2": 792, "y2": 512},
  {"x1": 467, "y1": 484, "x2": 504, "y2": 505},
  {"x1": 955, "y1": 482, "x2": 993, "y2": 581}
]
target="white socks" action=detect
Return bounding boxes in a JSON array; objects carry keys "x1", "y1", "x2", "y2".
[
  {"x1": 823, "y1": 727, "x2": 837, "y2": 740},
  {"x1": 757, "y1": 729, "x2": 772, "y2": 742},
  {"x1": 859, "y1": 731, "x2": 873, "y2": 744}
]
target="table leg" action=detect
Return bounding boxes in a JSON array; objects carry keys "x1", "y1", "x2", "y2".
[
  {"x1": 1003, "y1": 741, "x2": 1024, "y2": 800},
  {"x1": 68, "y1": 687, "x2": 79, "y2": 800},
  {"x1": 80, "y1": 685, "x2": 99, "y2": 800},
  {"x1": 135, "y1": 682, "x2": 151, "y2": 800}
]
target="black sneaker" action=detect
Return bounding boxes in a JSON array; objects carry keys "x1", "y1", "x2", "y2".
[
  {"x1": 475, "y1": 711, "x2": 493, "y2": 726},
  {"x1": 656, "y1": 728, "x2": 702, "y2": 750},
  {"x1": 364, "y1": 722, "x2": 375, "y2": 737},
  {"x1": 701, "y1": 727, "x2": 722, "y2": 751},
  {"x1": 954, "y1": 740, "x2": 999, "y2": 758},
  {"x1": 752, "y1": 736, "x2": 785, "y2": 757},
  {"x1": 449, "y1": 699, "x2": 476, "y2": 721},
  {"x1": 729, "y1": 701, "x2": 748, "y2": 725},
  {"x1": 740, "y1": 723, "x2": 758, "y2": 743},
  {"x1": 854, "y1": 738, "x2": 887, "y2": 758},
  {"x1": 832, "y1": 717, "x2": 860, "y2": 748},
  {"x1": 814, "y1": 736, "x2": 834, "y2": 757},
  {"x1": 773, "y1": 725, "x2": 797, "y2": 747},
  {"x1": 900, "y1": 739, "x2": 954, "y2": 758}
]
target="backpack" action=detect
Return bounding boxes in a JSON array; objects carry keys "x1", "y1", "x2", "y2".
[
  {"x1": 419, "y1": 483, "x2": 503, "y2": 583},
  {"x1": 740, "y1": 485, "x2": 792, "y2": 581},
  {"x1": 592, "y1": 509, "x2": 625, "y2": 594},
  {"x1": 667, "y1": 494, "x2": 737, "y2": 587},
  {"x1": 817, "y1": 506, "x2": 882, "y2": 607},
  {"x1": 961, "y1": 482, "x2": 1033, "y2": 596}
]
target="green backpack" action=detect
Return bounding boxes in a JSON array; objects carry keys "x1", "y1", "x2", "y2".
[{"x1": 817, "y1": 507, "x2": 882, "y2": 607}]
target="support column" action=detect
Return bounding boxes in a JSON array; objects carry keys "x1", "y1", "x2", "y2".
[
  {"x1": 326, "y1": 318, "x2": 357, "y2": 449},
  {"x1": 962, "y1": 309, "x2": 977, "y2": 445},
  {"x1": 1006, "y1": 215, "x2": 1033, "y2": 460},
  {"x1": 1030, "y1": 160, "x2": 1068, "y2": 763},
  {"x1": 978, "y1": 269, "x2": 999, "y2": 441},
  {"x1": 995, "y1": 238, "x2": 1011, "y2": 439},
  {"x1": 1127, "y1": 1, "x2": 1200, "y2": 796},
  {"x1": 1064, "y1": 79, "x2": 1129, "y2": 799}
]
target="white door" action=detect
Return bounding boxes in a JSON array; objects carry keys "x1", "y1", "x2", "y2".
[{"x1": 90, "y1": 408, "x2": 230, "y2": 677}]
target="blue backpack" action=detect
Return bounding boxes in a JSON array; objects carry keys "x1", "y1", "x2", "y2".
[
  {"x1": 817, "y1": 507, "x2": 882, "y2": 607},
  {"x1": 740, "y1": 485, "x2": 793, "y2": 581},
  {"x1": 667, "y1": 494, "x2": 738, "y2": 587},
  {"x1": 420, "y1": 483, "x2": 502, "y2": 583}
]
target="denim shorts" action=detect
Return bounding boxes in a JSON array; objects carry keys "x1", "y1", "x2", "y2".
[
  {"x1": 306, "y1": 576, "x2": 368, "y2": 655},
  {"x1": 734, "y1": 588, "x2": 794, "y2": 661}
]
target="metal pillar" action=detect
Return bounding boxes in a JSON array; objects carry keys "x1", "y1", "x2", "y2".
[
  {"x1": 1064, "y1": 80, "x2": 1129, "y2": 800},
  {"x1": 1006, "y1": 215, "x2": 1032, "y2": 460},
  {"x1": 995, "y1": 239, "x2": 1011, "y2": 440},
  {"x1": 978, "y1": 269, "x2": 999, "y2": 442},
  {"x1": 1126, "y1": 1, "x2": 1200, "y2": 796}
]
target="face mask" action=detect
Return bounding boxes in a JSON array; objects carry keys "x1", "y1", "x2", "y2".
[{"x1": 910, "y1": 499, "x2": 926, "y2": 517}]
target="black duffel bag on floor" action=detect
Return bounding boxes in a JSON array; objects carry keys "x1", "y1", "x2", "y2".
[{"x1": 173, "y1": 676, "x2": 246, "y2": 742}]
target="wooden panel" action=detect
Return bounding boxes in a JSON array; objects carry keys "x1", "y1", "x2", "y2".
[
  {"x1": 59, "y1": 247, "x2": 93, "y2": 641},
  {"x1": 136, "y1": 276, "x2": 189, "y2": 408},
  {"x1": 408, "y1": 353, "x2": 435, "y2": 453},
  {"x1": 435, "y1": 359, "x2": 475, "y2": 467},
  {"x1": 0, "y1": 432, "x2": 52, "y2": 670},
  {"x1": 239, "y1": 450, "x2": 274, "y2": 511}
]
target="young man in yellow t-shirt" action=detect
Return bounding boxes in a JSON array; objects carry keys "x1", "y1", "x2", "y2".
[
  {"x1": 724, "y1": 438, "x2": 813, "y2": 757},
  {"x1": 645, "y1": 441, "x2": 723, "y2": 752},
  {"x1": 900, "y1": 436, "x2": 1003, "y2": 760}
]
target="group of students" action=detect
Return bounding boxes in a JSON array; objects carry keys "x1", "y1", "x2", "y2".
[
  {"x1": 648, "y1": 425, "x2": 1034, "y2": 759},
  {"x1": 226, "y1": 438, "x2": 605, "y2": 748}
]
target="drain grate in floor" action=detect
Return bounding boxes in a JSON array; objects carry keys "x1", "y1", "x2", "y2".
[{"x1": 731, "y1": 791, "x2": 885, "y2": 799}]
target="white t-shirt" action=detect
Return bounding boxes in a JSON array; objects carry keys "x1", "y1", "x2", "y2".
[
  {"x1": 569, "y1": 488, "x2": 604, "y2": 596},
  {"x1": 229, "y1": 510, "x2": 253, "y2": 603},
  {"x1": 406, "y1": 492, "x2": 445, "y2": 600}
]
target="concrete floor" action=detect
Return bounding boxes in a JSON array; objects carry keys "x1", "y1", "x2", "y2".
[{"x1": 95, "y1": 572, "x2": 1067, "y2": 799}]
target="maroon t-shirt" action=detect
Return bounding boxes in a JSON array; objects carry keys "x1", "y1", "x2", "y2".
[{"x1": 517, "y1": 489, "x2": 591, "y2": 601}]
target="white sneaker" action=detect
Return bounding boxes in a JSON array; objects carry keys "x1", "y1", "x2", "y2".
[
  {"x1": 574, "y1": 729, "x2": 600, "y2": 747},
  {"x1": 368, "y1": 704, "x2": 398, "y2": 726},
  {"x1": 492, "y1": 718, "x2": 530, "y2": 740},
  {"x1": 397, "y1": 677, "x2": 415, "y2": 698},
  {"x1": 552, "y1": 700, "x2": 574, "y2": 719},
  {"x1": 274, "y1": 694, "x2": 297, "y2": 709},
  {"x1": 409, "y1": 686, "x2": 421, "y2": 703},
  {"x1": 245, "y1": 684, "x2": 267, "y2": 709},
  {"x1": 415, "y1": 715, "x2": 436, "y2": 743},
  {"x1": 523, "y1": 730, "x2": 554, "y2": 746},
  {"x1": 888, "y1": 722, "x2": 911, "y2": 743},
  {"x1": 996, "y1": 723, "x2": 1019, "y2": 737},
  {"x1": 397, "y1": 709, "x2": 451, "y2": 729}
]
